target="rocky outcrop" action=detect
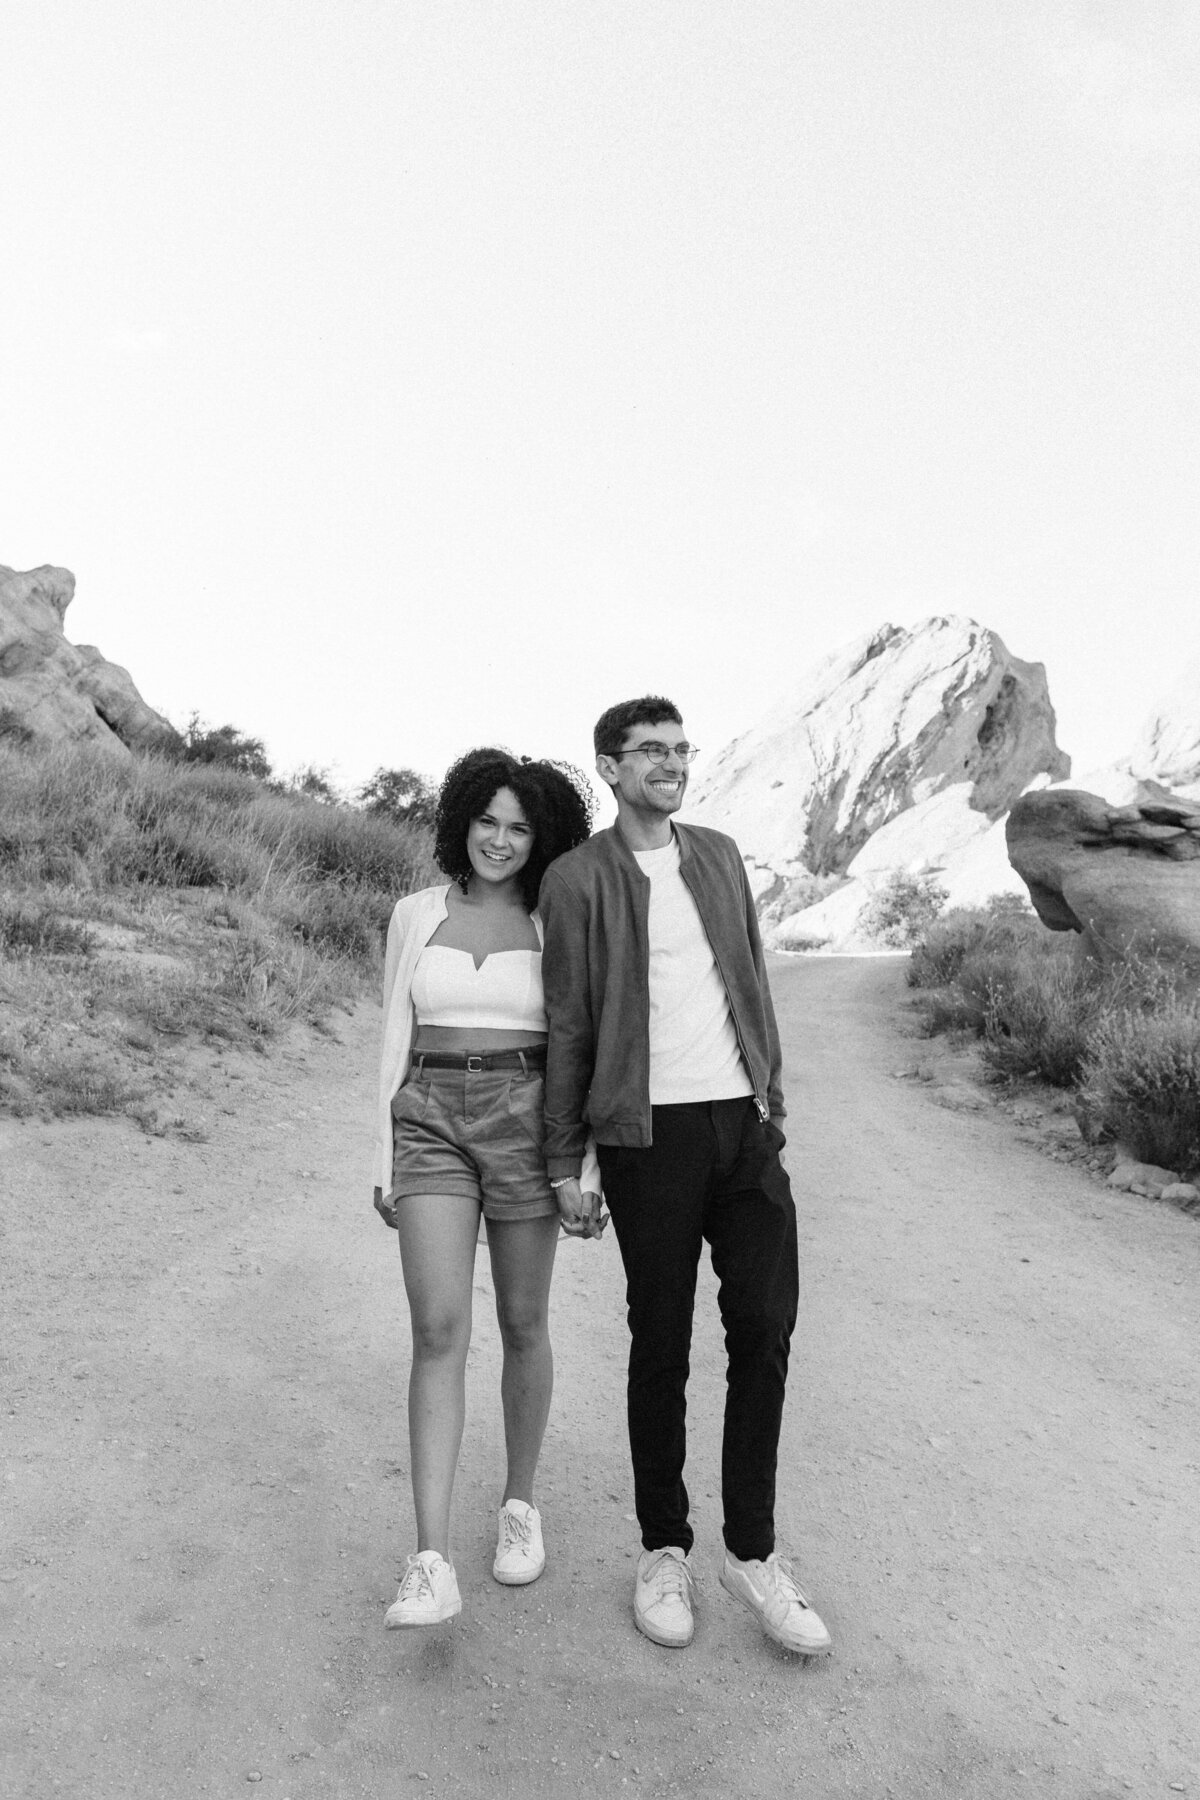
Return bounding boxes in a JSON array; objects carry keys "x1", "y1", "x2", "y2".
[
  {"x1": 0, "y1": 564, "x2": 177, "y2": 755},
  {"x1": 1006, "y1": 784, "x2": 1200, "y2": 980},
  {"x1": 687, "y1": 616, "x2": 1069, "y2": 894}
]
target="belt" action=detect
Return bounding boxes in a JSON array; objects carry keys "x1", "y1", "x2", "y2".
[{"x1": 413, "y1": 1047, "x2": 547, "y2": 1074}]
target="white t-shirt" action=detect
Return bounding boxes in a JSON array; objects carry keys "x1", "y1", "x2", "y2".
[{"x1": 632, "y1": 834, "x2": 753, "y2": 1106}]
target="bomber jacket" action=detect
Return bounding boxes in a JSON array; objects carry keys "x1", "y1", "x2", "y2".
[{"x1": 537, "y1": 821, "x2": 786, "y2": 1179}]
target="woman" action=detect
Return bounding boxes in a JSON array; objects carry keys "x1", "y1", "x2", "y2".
[{"x1": 372, "y1": 748, "x2": 599, "y2": 1629}]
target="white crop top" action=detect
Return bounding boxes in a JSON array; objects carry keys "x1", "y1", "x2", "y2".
[{"x1": 410, "y1": 945, "x2": 547, "y2": 1032}]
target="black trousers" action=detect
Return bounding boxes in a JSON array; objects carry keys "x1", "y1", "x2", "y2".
[{"x1": 598, "y1": 1098, "x2": 799, "y2": 1563}]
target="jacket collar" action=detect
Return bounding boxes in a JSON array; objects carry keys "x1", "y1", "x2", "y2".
[{"x1": 609, "y1": 819, "x2": 692, "y2": 869}]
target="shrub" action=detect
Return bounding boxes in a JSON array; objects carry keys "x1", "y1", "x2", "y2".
[
  {"x1": 282, "y1": 881, "x2": 389, "y2": 961},
  {"x1": 860, "y1": 870, "x2": 948, "y2": 950},
  {"x1": 985, "y1": 890, "x2": 1032, "y2": 917},
  {"x1": 281, "y1": 802, "x2": 430, "y2": 891},
  {"x1": 1081, "y1": 1002, "x2": 1200, "y2": 1175},
  {"x1": 907, "y1": 908, "x2": 993, "y2": 989},
  {"x1": 981, "y1": 956, "x2": 1104, "y2": 1088},
  {"x1": 908, "y1": 909, "x2": 1072, "y2": 1037},
  {"x1": 177, "y1": 714, "x2": 273, "y2": 780},
  {"x1": 358, "y1": 766, "x2": 437, "y2": 828},
  {"x1": 0, "y1": 902, "x2": 94, "y2": 956},
  {"x1": 1, "y1": 1045, "x2": 146, "y2": 1117},
  {"x1": 906, "y1": 889, "x2": 1200, "y2": 1172},
  {"x1": 279, "y1": 765, "x2": 339, "y2": 804}
]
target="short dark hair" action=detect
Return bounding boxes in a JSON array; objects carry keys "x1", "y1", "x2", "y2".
[
  {"x1": 593, "y1": 696, "x2": 683, "y2": 759},
  {"x1": 433, "y1": 747, "x2": 596, "y2": 910}
]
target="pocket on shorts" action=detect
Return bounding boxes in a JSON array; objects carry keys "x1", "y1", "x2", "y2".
[
  {"x1": 507, "y1": 1073, "x2": 547, "y2": 1149},
  {"x1": 390, "y1": 1076, "x2": 431, "y2": 1124}
]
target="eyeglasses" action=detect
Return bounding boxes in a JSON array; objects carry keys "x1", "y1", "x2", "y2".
[{"x1": 607, "y1": 741, "x2": 700, "y2": 764}]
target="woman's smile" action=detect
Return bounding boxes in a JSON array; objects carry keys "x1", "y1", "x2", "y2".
[{"x1": 466, "y1": 786, "x2": 534, "y2": 887}]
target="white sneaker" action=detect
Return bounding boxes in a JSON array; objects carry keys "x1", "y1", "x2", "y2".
[
  {"x1": 384, "y1": 1551, "x2": 462, "y2": 1628},
  {"x1": 634, "y1": 1546, "x2": 695, "y2": 1648},
  {"x1": 720, "y1": 1551, "x2": 832, "y2": 1655},
  {"x1": 493, "y1": 1500, "x2": 545, "y2": 1586}
]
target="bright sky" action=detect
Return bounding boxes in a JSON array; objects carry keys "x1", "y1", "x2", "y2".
[{"x1": 3, "y1": 1, "x2": 1198, "y2": 804}]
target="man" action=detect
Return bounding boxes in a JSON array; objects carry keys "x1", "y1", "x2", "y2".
[{"x1": 538, "y1": 696, "x2": 832, "y2": 1656}]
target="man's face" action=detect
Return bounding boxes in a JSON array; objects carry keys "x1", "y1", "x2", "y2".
[{"x1": 598, "y1": 719, "x2": 691, "y2": 819}]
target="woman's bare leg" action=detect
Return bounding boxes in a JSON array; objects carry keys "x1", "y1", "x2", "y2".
[
  {"x1": 395, "y1": 1193, "x2": 481, "y2": 1559},
  {"x1": 486, "y1": 1214, "x2": 560, "y2": 1505}
]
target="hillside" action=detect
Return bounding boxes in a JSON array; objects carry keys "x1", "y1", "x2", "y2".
[{"x1": 0, "y1": 743, "x2": 433, "y2": 1123}]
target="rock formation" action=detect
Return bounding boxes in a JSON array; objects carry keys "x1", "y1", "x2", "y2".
[
  {"x1": 0, "y1": 564, "x2": 176, "y2": 755},
  {"x1": 686, "y1": 617, "x2": 1069, "y2": 918},
  {"x1": 1006, "y1": 784, "x2": 1200, "y2": 980}
]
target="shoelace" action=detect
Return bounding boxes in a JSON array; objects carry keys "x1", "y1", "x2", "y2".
[
  {"x1": 766, "y1": 1555, "x2": 808, "y2": 1607},
  {"x1": 500, "y1": 1509, "x2": 532, "y2": 1553},
  {"x1": 648, "y1": 1553, "x2": 692, "y2": 1599},
  {"x1": 399, "y1": 1555, "x2": 437, "y2": 1602}
]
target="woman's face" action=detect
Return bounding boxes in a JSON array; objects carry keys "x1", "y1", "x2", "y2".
[{"x1": 466, "y1": 786, "x2": 534, "y2": 889}]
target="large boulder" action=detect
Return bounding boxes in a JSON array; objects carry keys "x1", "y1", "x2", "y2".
[
  {"x1": 686, "y1": 616, "x2": 1069, "y2": 889},
  {"x1": 1006, "y1": 784, "x2": 1200, "y2": 981},
  {"x1": 0, "y1": 564, "x2": 177, "y2": 754}
]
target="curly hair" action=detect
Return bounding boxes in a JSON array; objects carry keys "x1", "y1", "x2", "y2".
[
  {"x1": 593, "y1": 695, "x2": 682, "y2": 758},
  {"x1": 433, "y1": 748, "x2": 597, "y2": 910}
]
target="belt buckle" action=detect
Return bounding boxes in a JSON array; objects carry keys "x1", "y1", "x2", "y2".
[{"x1": 466, "y1": 1055, "x2": 484, "y2": 1073}]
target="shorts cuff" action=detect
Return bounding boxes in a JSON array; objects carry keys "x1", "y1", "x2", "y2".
[{"x1": 393, "y1": 1177, "x2": 481, "y2": 1203}]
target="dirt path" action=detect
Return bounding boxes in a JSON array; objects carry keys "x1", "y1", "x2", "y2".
[{"x1": 2, "y1": 958, "x2": 1198, "y2": 1799}]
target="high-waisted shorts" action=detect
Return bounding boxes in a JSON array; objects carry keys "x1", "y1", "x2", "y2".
[{"x1": 390, "y1": 1063, "x2": 558, "y2": 1221}]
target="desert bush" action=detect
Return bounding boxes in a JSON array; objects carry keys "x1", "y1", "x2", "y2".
[
  {"x1": 175, "y1": 714, "x2": 272, "y2": 780},
  {"x1": 283, "y1": 881, "x2": 389, "y2": 961},
  {"x1": 779, "y1": 930, "x2": 832, "y2": 953},
  {"x1": 908, "y1": 909, "x2": 1073, "y2": 1038},
  {"x1": 0, "y1": 1041, "x2": 146, "y2": 1117},
  {"x1": 277, "y1": 764, "x2": 340, "y2": 803},
  {"x1": 918, "y1": 985, "x2": 995, "y2": 1036},
  {"x1": 907, "y1": 892, "x2": 1200, "y2": 1171},
  {"x1": 358, "y1": 766, "x2": 437, "y2": 828},
  {"x1": 907, "y1": 903, "x2": 1042, "y2": 990},
  {"x1": 0, "y1": 902, "x2": 94, "y2": 956},
  {"x1": 279, "y1": 801, "x2": 431, "y2": 892},
  {"x1": 985, "y1": 890, "x2": 1032, "y2": 917},
  {"x1": 860, "y1": 870, "x2": 948, "y2": 950},
  {"x1": 1081, "y1": 1002, "x2": 1200, "y2": 1175},
  {"x1": 981, "y1": 956, "x2": 1104, "y2": 1088},
  {"x1": 907, "y1": 908, "x2": 991, "y2": 989}
]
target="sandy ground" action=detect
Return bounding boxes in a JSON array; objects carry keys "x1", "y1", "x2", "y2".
[{"x1": 2, "y1": 956, "x2": 1199, "y2": 1800}]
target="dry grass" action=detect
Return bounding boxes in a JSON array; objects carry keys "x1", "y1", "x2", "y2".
[
  {"x1": 0, "y1": 742, "x2": 436, "y2": 1119},
  {"x1": 1082, "y1": 1002, "x2": 1200, "y2": 1176},
  {"x1": 909, "y1": 903, "x2": 1200, "y2": 1175}
]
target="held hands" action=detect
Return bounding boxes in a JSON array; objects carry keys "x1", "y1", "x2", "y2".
[{"x1": 553, "y1": 1177, "x2": 608, "y2": 1241}]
